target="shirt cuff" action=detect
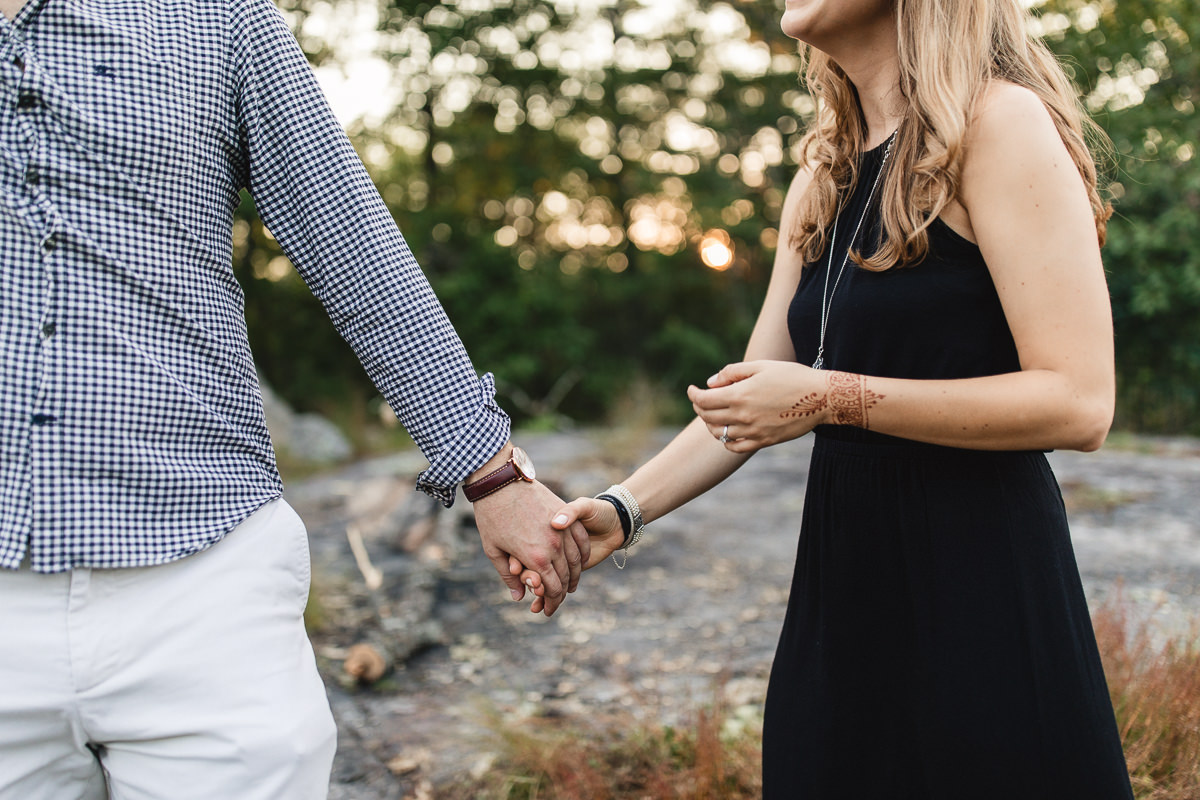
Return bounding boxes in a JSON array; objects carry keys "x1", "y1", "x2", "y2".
[{"x1": 414, "y1": 372, "x2": 512, "y2": 507}]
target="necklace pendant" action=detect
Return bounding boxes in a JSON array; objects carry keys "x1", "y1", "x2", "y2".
[{"x1": 812, "y1": 355, "x2": 824, "y2": 370}]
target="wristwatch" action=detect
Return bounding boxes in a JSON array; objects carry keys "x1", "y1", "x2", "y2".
[{"x1": 462, "y1": 446, "x2": 536, "y2": 502}]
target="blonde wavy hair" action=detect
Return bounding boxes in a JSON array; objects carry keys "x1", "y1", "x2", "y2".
[{"x1": 791, "y1": 0, "x2": 1112, "y2": 271}]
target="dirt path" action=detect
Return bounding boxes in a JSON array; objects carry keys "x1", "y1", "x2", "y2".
[{"x1": 285, "y1": 430, "x2": 1200, "y2": 799}]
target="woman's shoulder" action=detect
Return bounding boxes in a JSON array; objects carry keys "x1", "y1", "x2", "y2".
[
  {"x1": 976, "y1": 80, "x2": 1048, "y2": 116},
  {"x1": 967, "y1": 81, "x2": 1063, "y2": 159},
  {"x1": 961, "y1": 81, "x2": 1075, "y2": 192}
]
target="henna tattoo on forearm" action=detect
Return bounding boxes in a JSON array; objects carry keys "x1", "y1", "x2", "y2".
[
  {"x1": 779, "y1": 372, "x2": 884, "y2": 429},
  {"x1": 827, "y1": 371, "x2": 884, "y2": 429}
]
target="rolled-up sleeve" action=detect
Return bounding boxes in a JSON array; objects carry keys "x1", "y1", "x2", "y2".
[{"x1": 232, "y1": 0, "x2": 509, "y2": 504}]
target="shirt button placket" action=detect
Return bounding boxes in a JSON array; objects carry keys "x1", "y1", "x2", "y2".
[
  {"x1": 37, "y1": 221, "x2": 62, "y2": 436},
  {"x1": 27, "y1": 35, "x2": 63, "y2": 453},
  {"x1": 13, "y1": 38, "x2": 42, "y2": 201}
]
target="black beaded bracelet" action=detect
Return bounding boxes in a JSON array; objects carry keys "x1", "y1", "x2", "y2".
[{"x1": 595, "y1": 493, "x2": 633, "y2": 545}]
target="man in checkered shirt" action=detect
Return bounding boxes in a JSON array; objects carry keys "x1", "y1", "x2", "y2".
[{"x1": 0, "y1": 1, "x2": 589, "y2": 796}]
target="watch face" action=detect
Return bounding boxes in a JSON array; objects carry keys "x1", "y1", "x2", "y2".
[{"x1": 512, "y1": 446, "x2": 536, "y2": 481}]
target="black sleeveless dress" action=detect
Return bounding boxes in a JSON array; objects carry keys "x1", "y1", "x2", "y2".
[{"x1": 764, "y1": 141, "x2": 1134, "y2": 798}]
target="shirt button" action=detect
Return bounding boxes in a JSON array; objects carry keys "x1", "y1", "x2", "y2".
[
  {"x1": 13, "y1": 56, "x2": 24, "y2": 71},
  {"x1": 26, "y1": 167, "x2": 40, "y2": 185},
  {"x1": 31, "y1": 413, "x2": 57, "y2": 426},
  {"x1": 17, "y1": 92, "x2": 39, "y2": 110},
  {"x1": 42, "y1": 322, "x2": 56, "y2": 338},
  {"x1": 43, "y1": 236, "x2": 56, "y2": 252}
]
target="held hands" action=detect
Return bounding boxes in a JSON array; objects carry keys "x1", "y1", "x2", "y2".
[
  {"x1": 510, "y1": 497, "x2": 627, "y2": 615},
  {"x1": 688, "y1": 361, "x2": 879, "y2": 453},
  {"x1": 554, "y1": 498, "x2": 628, "y2": 569},
  {"x1": 472, "y1": 479, "x2": 590, "y2": 616}
]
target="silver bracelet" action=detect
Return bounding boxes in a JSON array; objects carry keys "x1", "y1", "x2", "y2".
[{"x1": 600, "y1": 483, "x2": 645, "y2": 569}]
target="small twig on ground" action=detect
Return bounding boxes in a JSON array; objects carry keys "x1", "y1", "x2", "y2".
[{"x1": 346, "y1": 525, "x2": 384, "y2": 591}]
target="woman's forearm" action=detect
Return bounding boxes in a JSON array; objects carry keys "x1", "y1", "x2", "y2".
[
  {"x1": 841, "y1": 367, "x2": 1113, "y2": 452},
  {"x1": 620, "y1": 417, "x2": 752, "y2": 525},
  {"x1": 692, "y1": 358, "x2": 1114, "y2": 456}
]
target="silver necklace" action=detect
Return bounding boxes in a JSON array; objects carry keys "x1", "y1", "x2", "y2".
[{"x1": 812, "y1": 132, "x2": 897, "y2": 370}]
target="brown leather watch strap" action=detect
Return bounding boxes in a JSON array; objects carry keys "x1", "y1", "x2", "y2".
[
  {"x1": 463, "y1": 447, "x2": 535, "y2": 502},
  {"x1": 463, "y1": 461, "x2": 520, "y2": 502}
]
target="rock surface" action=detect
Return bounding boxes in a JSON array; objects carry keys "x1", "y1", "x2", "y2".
[
  {"x1": 259, "y1": 376, "x2": 354, "y2": 465},
  {"x1": 283, "y1": 429, "x2": 1200, "y2": 799}
]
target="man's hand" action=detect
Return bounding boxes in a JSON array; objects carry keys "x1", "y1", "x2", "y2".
[
  {"x1": 512, "y1": 497, "x2": 627, "y2": 614},
  {"x1": 469, "y1": 451, "x2": 589, "y2": 616}
]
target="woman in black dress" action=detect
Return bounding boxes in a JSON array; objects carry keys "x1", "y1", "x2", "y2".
[{"x1": 526, "y1": 0, "x2": 1133, "y2": 795}]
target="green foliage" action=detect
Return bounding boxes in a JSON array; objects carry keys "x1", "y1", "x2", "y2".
[
  {"x1": 238, "y1": 0, "x2": 1200, "y2": 434},
  {"x1": 367, "y1": 0, "x2": 798, "y2": 422},
  {"x1": 1039, "y1": 0, "x2": 1200, "y2": 432},
  {"x1": 239, "y1": 0, "x2": 800, "y2": 426}
]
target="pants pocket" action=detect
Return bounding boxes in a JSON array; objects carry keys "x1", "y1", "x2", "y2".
[{"x1": 277, "y1": 501, "x2": 312, "y2": 614}]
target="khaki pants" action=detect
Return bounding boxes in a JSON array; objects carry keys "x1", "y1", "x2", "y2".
[{"x1": 0, "y1": 499, "x2": 337, "y2": 799}]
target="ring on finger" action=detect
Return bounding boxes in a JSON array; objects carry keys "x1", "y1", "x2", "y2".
[{"x1": 719, "y1": 425, "x2": 730, "y2": 444}]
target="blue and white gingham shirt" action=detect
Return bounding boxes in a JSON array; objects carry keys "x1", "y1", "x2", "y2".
[{"x1": 0, "y1": 0, "x2": 511, "y2": 573}]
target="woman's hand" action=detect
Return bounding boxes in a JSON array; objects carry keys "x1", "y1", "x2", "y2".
[
  {"x1": 688, "y1": 360, "x2": 841, "y2": 454},
  {"x1": 510, "y1": 497, "x2": 628, "y2": 614}
]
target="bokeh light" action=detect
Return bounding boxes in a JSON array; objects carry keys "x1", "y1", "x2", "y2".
[{"x1": 700, "y1": 229, "x2": 734, "y2": 271}]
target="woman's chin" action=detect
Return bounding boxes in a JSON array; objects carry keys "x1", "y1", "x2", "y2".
[{"x1": 779, "y1": 8, "x2": 817, "y2": 44}]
